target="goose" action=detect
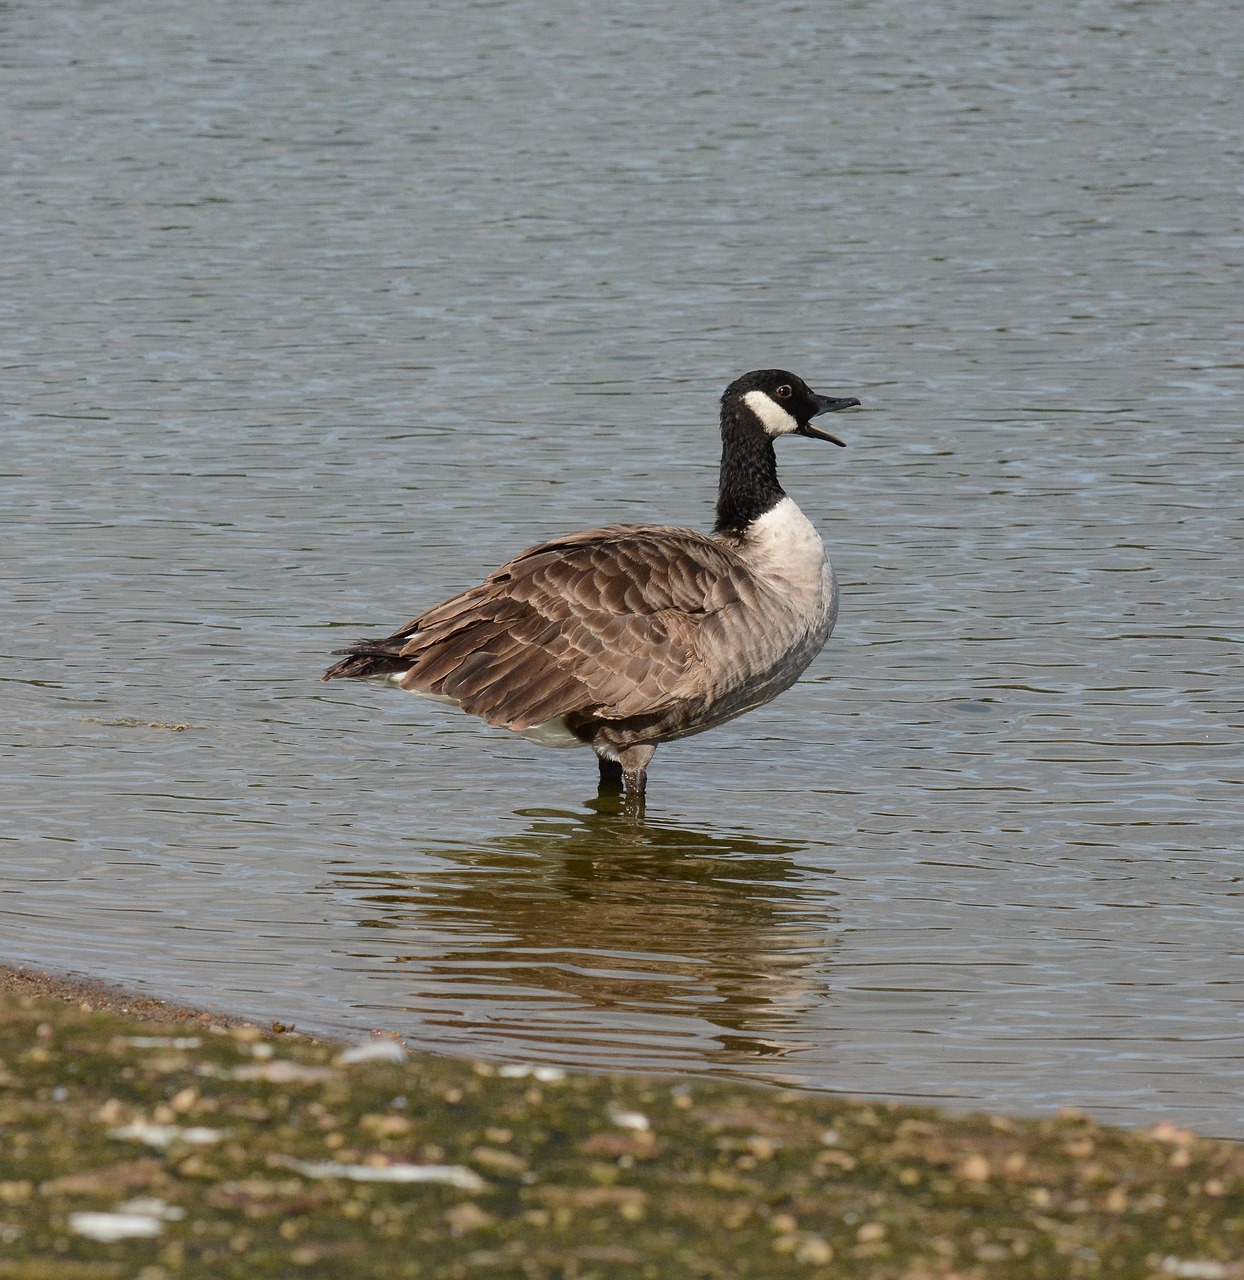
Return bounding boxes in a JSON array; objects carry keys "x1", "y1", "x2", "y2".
[{"x1": 322, "y1": 369, "x2": 859, "y2": 798}]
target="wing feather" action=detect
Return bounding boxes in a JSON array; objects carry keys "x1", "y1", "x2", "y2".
[{"x1": 391, "y1": 524, "x2": 746, "y2": 729}]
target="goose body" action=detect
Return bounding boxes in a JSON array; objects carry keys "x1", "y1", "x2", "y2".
[{"x1": 323, "y1": 369, "x2": 858, "y2": 796}]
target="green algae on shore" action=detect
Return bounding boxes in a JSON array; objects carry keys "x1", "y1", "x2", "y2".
[{"x1": 2, "y1": 991, "x2": 1243, "y2": 1278}]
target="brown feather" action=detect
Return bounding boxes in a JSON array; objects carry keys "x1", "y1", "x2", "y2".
[{"x1": 376, "y1": 525, "x2": 749, "y2": 730}]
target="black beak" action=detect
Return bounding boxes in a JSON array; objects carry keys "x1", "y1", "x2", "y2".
[{"x1": 796, "y1": 392, "x2": 860, "y2": 446}]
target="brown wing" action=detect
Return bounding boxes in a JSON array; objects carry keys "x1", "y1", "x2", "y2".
[{"x1": 392, "y1": 525, "x2": 746, "y2": 731}]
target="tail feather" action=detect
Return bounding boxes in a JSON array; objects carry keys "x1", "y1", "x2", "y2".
[{"x1": 322, "y1": 636, "x2": 413, "y2": 682}]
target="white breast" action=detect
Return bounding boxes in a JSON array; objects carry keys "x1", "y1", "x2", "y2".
[
  {"x1": 740, "y1": 497, "x2": 832, "y2": 604},
  {"x1": 686, "y1": 496, "x2": 837, "y2": 730}
]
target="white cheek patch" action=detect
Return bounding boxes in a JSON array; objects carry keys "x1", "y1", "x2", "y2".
[{"x1": 743, "y1": 389, "x2": 800, "y2": 437}]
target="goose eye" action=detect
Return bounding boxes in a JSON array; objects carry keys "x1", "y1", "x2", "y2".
[{"x1": 776, "y1": 384, "x2": 792, "y2": 398}]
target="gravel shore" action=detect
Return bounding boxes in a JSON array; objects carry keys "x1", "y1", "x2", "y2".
[{"x1": 3, "y1": 961, "x2": 1242, "y2": 1278}]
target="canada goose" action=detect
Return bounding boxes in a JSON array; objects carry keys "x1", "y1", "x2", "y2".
[{"x1": 323, "y1": 369, "x2": 859, "y2": 798}]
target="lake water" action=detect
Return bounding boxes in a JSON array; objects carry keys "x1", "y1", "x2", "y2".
[{"x1": 3, "y1": 0, "x2": 1242, "y2": 1136}]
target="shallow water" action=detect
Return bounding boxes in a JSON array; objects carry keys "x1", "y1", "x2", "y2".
[{"x1": 2, "y1": 0, "x2": 1243, "y2": 1134}]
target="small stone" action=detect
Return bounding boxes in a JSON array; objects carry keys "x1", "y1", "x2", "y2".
[
  {"x1": 795, "y1": 1236, "x2": 834, "y2": 1264},
  {"x1": 1149, "y1": 1121, "x2": 1196, "y2": 1146},
  {"x1": 444, "y1": 1202, "x2": 494, "y2": 1234},
  {"x1": 278, "y1": 1157, "x2": 486, "y2": 1191},
  {"x1": 470, "y1": 1146, "x2": 528, "y2": 1175},
  {"x1": 95, "y1": 1098, "x2": 125, "y2": 1125},
  {"x1": 608, "y1": 1107, "x2": 650, "y2": 1132},
  {"x1": 231, "y1": 1061, "x2": 333, "y2": 1084},
  {"x1": 1161, "y1": 1261, "x2": 1229, "y2": 1280},
  {"x1": 338, "y1": 1037, "x2": 408, "y2": 1065},
  {"x1": 69, "y1": 1211, "x2": 163, "y2": 1241},
  {"x1": 360, "y1": 1113, "x2": 413, "y2": 1138},
  {"x1": 109, "y1": 1121, "x2": 225, "y2": 1149}
]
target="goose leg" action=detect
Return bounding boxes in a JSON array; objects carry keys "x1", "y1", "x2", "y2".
[
  {"x1": 622, "y1": 768, "x2": 647, "y2": 797},
  {"x1": 596, "y1": 754, "x2": 624, "y2": 790},
  {"x1": 617, "y1": 744, "x2": 655, "y2": 798}
]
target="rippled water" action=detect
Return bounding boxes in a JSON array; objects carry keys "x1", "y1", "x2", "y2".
[{"x1": 3, "y1": 0, "x2": 1243, "y2": 1134}]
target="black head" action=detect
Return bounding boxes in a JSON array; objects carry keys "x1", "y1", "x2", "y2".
[{"x1": 723, "y1": 369, "x2": 860, "y2": 446}]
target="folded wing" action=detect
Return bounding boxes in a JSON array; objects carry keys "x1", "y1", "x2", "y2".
[{"x1": 388, "y1": 525, "x2": 747, "y2": 731}]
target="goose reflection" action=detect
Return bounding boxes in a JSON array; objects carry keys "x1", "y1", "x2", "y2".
[{"x1": 334, "y1": 796, "x2": 840, "y2": 1077}]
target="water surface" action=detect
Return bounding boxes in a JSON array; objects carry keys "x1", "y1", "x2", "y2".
[{"x1": 2, "y1": 0, "x2": 1242, "y2": 1134}]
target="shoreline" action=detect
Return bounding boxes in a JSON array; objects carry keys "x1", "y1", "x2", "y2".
[
  {"x1": 0, "y1": 959, "x2": 330, "y2": 1045},
  {"x1": 4, "y1": 957, "x2": 1244, "y2": 1275}
]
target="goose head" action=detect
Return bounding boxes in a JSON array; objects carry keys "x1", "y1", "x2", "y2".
[{"x1": 725, "y1": 369, "x2": 860, "y2": 447}]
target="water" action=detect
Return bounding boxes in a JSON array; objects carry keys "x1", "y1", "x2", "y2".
[{"x1": 3, "y1": 0, "x2": 1242, "y2": 1135}]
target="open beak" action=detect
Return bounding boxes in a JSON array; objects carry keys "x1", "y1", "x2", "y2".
[{"x1": 796, "y1": 392, "x2": 861, "y2": 446}]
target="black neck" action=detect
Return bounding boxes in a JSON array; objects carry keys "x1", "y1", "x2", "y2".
[{"x1": 713, "y1": 399, "x2": 786, "y2": 535}]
